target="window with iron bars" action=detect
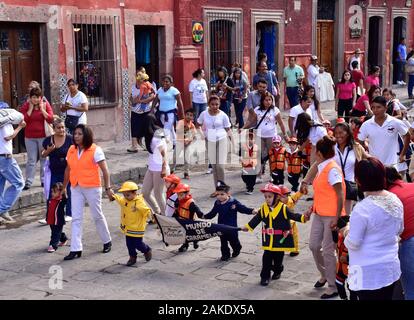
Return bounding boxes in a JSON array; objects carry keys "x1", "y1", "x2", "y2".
[
  {"x1": 71, "y1": 15, "x2": 121, "y2": 107},
  {"x1": 204, "y1": 10, "x2": 243, "y2": 89}
]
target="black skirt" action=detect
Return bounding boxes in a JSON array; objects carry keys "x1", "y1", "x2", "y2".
[{"x1": 131, "y1": 111, "x2": 151, "y2": 139}]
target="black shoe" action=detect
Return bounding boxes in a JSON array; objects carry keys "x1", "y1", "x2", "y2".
[
  {"x1": 260, "y1": 278, "x2": 270, "y2": 286},
  {"x1": 320, "y1": 292, "x2": 339, "y2": 299},
  {"x1": 103, "y1": 241, "x2": 112, "y2": 253},
  {"x1": 290, "y1": 252, "x2": 299, "y2": 257},
  {"x1": 232, "y1": 247, "x2": 241, "y2": 258},
  {"x1": 178, "y1": 244, "x2": 188, "y2": 253},
  {"x1": 193, "y1": 242, "x2": 199, "y2": 250},
  {"x1": 144, "y1": 249, "x2": 152, "y2": 262},
  {"x1": 272, "y1": 272, "x2": 281, "y2": 280},
  {"x1": 314, "y1": 279, "x2": 327, "y2": 288},
  {"x1": 220, "y1": 255, "x2": 230, "y2": 261},
  {"x1": 63, "y1": 251, "x2": 82, "y2": 260},
  {"x1": 41, "y1": 182, "x2": 44, "y2": 187},
  {"x1": 126, "y1": 256, "x2": 137, "y2": 266},
  {"x1": 23, "y1": 184, "x2": 30, "y2": 191}
]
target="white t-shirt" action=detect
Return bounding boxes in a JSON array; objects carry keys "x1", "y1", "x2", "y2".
[
  {"x1": 62, "y1": 91, "x2": 88, "y2": 124},
  {"x1": 334, "y1": 145, "x2": 357, "y2": 182},
  {"x1": 310, "y1": 102, "x2": 320, "y2": 123},
  {"x1": 358, "y1": 115, "x2": 409, "y2": 166},
  {"x1": 75, "y1": 146, "x2": 105, "y2": 163},
  {"x1": 289, "y1": 104, "x2": 313, "y2": 131},
  {"x1": 254, "y1": 107, "x2": 281, "y2": 138},
  {"x1": 189, "y1": 78, "x2": 208, "y2": 104},
  {"x1": 148, "y1": 136, "x2": 169, "y2": 172},
  {"x1": 317, "y1": 159, "x2": 343, "y2": 186},
  {"x1": 307, "y1": 64, "x2": 320, "y2": 87},
  {"x1": 0, "y1": 124, "x2": 14, "y2": 154},
  {"x1": 197, "y1": 110, "x2": 231, "y2": 142},
  {"x1": 309, "y1": 126, "x2": 327, "y2": 146},
  {"x1": 157, "y1": 87, "x2": 180, "y2": 112}
]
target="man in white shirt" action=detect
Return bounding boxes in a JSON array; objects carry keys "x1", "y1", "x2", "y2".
[
  {"x1": 349, "y1": 48, "x2": 361, "y2": 71},
  {"x1": 288, "y1": 97, "x2": 313, "y2": 136},
  {"x1": 0, "y1": 105, "x2": 26, "y2": 224},
  {"x1": 307, "y1": 55, "x2": 320, "y2": 87},
  {"x1": 358, "y1": 96, "x2": 410, "y2": 167}
]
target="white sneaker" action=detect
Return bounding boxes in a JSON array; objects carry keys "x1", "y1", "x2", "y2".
[
  {"x1": 47, "y1": 245, "x2": 55, "y2": 253},
  {"x1": 2, "y1": 212, "x2": 15, "y2": 222},
  {"x1": 38, "y1": 218, "x2": 47, "y2": 225},
  {"x1": 206, "y1": 168, "x2": 213, "y2": 174},
  {"x1": 245, "y1": 190, "x2": 253, "y2": 195},
  {"x1": 64, "y1": 216, "x2": 72, "y2": 222},
  {"x1": 401, "y1": 81, "x2": 407, "y2": 85},
  {"x1": 256, "y1": 177, "x2": 263, "y2": 183}
]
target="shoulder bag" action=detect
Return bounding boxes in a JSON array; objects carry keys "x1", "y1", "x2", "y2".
[
  {"x1": 338, "y1": 146, "x2": 358, "y2": 201},
  {"x1": 64, "y1": 95, "x2": 84, "y2": 131}
]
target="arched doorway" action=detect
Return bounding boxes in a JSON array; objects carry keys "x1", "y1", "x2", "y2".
[
  {"x1": 392, "y1": 16, "x2": 407, "y2": 84},
  {"x1": 255, "y1": 21, "x2": 278, "y2": 73},
  {"x1": 368, "y1": 16, "x2": 382, "y2": 70}
]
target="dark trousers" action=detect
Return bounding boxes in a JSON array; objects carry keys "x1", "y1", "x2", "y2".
[
  {"x1": 126, "y1": 236, "x2": 151, "y2": 258},
  {"x1": 408, "y1": 74, "x2": 414, "y2": 97},
  {"x1": 288, "y1": 173, "x2": 300, "y2": 192},
  {"x1": 220, "y1": 100, "x2": 231, "y2": 119},
  {"x1": 220, "y1": 231, "x2": 242, "y2": 258},
  {"x1": 355, "y1": 281, "x2": 396, "y2": 300},
  {"x1": 242, "y1": 173, "x2": 256, "y2": 191},
  {"x1": 49, "y1": 225, "x2": 67, "y2": 249},
  {"x1": 286, "y1": 87, "x2": 300, "y2": 108},
  {"x1": 338, "y1": 98, "x2": 353, "y2": 122},
  {"x1": 234, "y1": 98, "x2": 246, "y2": 128},
  {"x1": 336, "y1": 268, "x2": 357, "y2": 300},
  {"x1": 396, "y1": 61, "x2": 406, "y2": 82},
  {"x1": 271, "y1": 169, "x2": 285, "y2": 185},
  {"x1": 260, "y1": 250, "x2": 284, "y2": 280},
  {"x1": 50, "y1": 172, "x2": 71, "y2": 217},
  {"x1": 351, "y1": 109, "x2": 366, "y2": 117}
]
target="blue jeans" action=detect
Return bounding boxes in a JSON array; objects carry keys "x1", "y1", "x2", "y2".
[
  {"x1": 400, "y1": 237, "x2": 414, "y2": 300},
  {"x1": 408, "y1": 74, "x2": 414, "y2": 97},
  {"x1": 286, "y1": 86, "x2": 300, "y2": 108},
  {"x1": 192, "y1": 102, "x2": 207, "y2": 121},
  {"x1": 49, "y1": 172, "x2": 72, "y2": 217},
  {"x1": 220, "y1": 100, "x2": 231, "y2": 119},
  {"x1": 0, "y1": 157, "x2": 24, "y2": 215},
  {"x1": 126, "y1": 236, "x2": 151, "y2": 258},
  {"x1": 234, "y1": 98, "x2": 247, "y2": 128},
  {"x1": 396, "y1": 60, "x2": 406, "y2": 82}
]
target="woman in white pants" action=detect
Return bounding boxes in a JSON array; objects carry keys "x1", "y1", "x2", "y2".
[
  {"x1": 142, "y1": 114, "x2": 170, "y2": 218},
  {"x1": 62, "y1": 124, "x2": 113, "y2": 260}
]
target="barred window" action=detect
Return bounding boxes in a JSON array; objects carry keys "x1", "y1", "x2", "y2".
[
  {"x1": 204, "y1": 9, "x2": 243, "y2": 87},
  {"x1": 72, "y1": 15, "x2": 121, "y2": 107}
]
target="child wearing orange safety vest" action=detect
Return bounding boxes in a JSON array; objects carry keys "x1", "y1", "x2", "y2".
[
  {"x1": 285, "y1": 137, "x2": 302, "y2": 192},
  {"x1": 172, "y1": 183, "x2": 204, "y2": 252},
  {"x1": 241, "y1": 130, "x2": 258, "y2": 194},
  {"x1": 278, "y1": 185, "x2": 303, "y2": 257},
  {"x1": 164, "y1": 174, "x2": 181, "y2": 217},
  {"x1": 268, "y1": 135, "x2": 286, "y2": 185}
]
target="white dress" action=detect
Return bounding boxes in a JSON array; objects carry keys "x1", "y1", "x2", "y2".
[{"x1": 315, "y1": 72, "x2": 335, "y2": 102}]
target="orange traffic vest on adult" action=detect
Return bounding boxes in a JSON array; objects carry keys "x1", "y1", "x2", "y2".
[
  {"x1": 177, "y1": 198, "x2": 194, "y2": 219},
  {"x1": 313, "y1": 160, "x2": 346, "y2": 217},
  {"x1": 66, "y1": 144, "x2": 101, "y2": 188},
  {"x1": 269, "y1": 147, "x2": 286, "y2": 171}
]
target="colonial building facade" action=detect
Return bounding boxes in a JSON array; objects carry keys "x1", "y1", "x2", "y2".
[{"x1": 0, "y1": 0, "x2": 413, "y2": 147}]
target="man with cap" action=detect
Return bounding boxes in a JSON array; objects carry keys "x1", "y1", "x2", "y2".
[
  {"x1": 307, "y1": 55, "x2": 320, "y2": 87},
  {"x1": 349, "y1": 48, "x2": 362, "y2": 71},
  {"x1": 109, "y1": 181, "x2": 152, "y2": 266},
  {"x1": 0, "y1": 103, "x2": 26, "y2": 224}
]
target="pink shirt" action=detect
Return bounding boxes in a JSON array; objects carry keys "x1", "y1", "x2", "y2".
[
  {"x1": 337, "y1": 82, "x2": 356, "y2": 100},
  {"x1": 365, "y1": 75, "x2": 379, "y2": 87},
  {"x1": 353, "y1": 94, "x2": 368, "y2": 111}
]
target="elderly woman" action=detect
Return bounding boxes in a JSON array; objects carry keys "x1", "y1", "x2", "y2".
[
  {"x1": 20, "y1": 87, "x2": 54, "y2": 190},
  {"x1": 341, "y1": 158, "x2": 404, "y2": 300},
  {"x1": 62, "y1": 124, "x2": 113, "y2": 260},
  {"x1": 61, "y1": 79, "x2": 89, "y2": 135},
  {"x1": 128, "y1": 71, "x2": 155, "y2": 153},
  {"x1": 385, "y1": 166, "x2": 414, "y2": 300}
]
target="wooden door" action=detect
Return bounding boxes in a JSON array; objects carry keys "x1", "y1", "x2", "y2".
[
  {"x1": 317, "y1": 21, "x2": 334, "y2": 76},
  {"x1": 0, "y1": 23, "x2": 41, "y2": 152}
]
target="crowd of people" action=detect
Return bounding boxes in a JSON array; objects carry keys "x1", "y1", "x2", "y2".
[{"x1": 0, "y1": 51, "x2": 414, "y2": 301}]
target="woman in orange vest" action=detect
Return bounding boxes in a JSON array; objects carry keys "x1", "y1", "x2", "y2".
[
  {"x1": 305, "y1": 135, "x2": 345, "y2": 299},
  {"x1": 172, "y1": 183, "x2": 204, "y2": 253},
  {"x1": 62, "y1": 124, "x2": 113, "y2": 260},
  {"x1": 268, "y1": 135, "x2": 286, "y2": 185}
]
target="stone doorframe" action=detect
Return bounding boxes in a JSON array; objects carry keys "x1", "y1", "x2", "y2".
[
  {"x1": 311, "y1": 0, "x2": 345, "y2": 81},
  {"x1": 250, "y1": 9, "x2": 284, "y2": 82},
  {"x1": 365, "y1": 7, "x2": 387, "y2": 86},
  {"x1": 390, "y1": 7, "x2": 410, "y2": 86}
]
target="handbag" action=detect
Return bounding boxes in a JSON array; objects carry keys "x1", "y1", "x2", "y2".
[
  {"x1": 338, "y1": 146, "x2": 358, "y2": 201},
  {"x1": 65, "y1": 113, "x2": 83, "y2": 131},
  {"x1": 44, "y1": 120, "x2": 54, "y2": 137}
]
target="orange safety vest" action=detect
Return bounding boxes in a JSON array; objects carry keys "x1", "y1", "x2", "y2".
[
  {"x1": 286, "y1": 151, "x2": 302, "y2": 174},
  {"x1": 313, "y1": 160, "x2": 346, "y2": 217},
  {"x1": 303, "y1": 144, "x2": 312, "y2": 164},
  {"x1": 241, "y1": 144, "x2": 258, "y2": 169},
  {"x1": 177, "y1": 198, "x2": 194, "y2": 220},
  {"x1": 66, "y1": 144, "x2": 101, "y2": 188},
  {"x1": 269, "y1": 147, "x2": 286, "y2": 171}
]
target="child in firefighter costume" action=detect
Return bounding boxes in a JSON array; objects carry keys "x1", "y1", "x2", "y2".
[
  {"x1": 240, "y1": 130, "x2": 258, "y2": 194},
  {"x1": 268, "y1": 135, "x2": 286, "y2": 185},
  {"x1": 278, "y1": 185, "x2": 303, "y2": 257},
  {"x1": 164, "y1": 174, "x2": 181, "y2": 217},
  {"x1": 285, "y1": 137, "x2": 302, "y2": 192},
  {"x1": 172, "y1": 183, "x2": 204, "y2": 252},
  {"x1": 242, "y1": 183, "x2": 309, "y2": 286}
]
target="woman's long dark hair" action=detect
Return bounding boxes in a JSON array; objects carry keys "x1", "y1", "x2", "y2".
[
  {"x1": 295, "y1": 112, "x2": 313, "y2": 145},
  {"x1": 304, "y1": 85, "x2": 319, "y2": 111},
  {"x1": 334, "y1": 122, "x2": 355, "y2": 149},
  {"x1": 339, "y1": 70, "x2": 353, "y2": 84},
  {"x1": 143, "y1": 114, "x2": 163, "y2": 154}
]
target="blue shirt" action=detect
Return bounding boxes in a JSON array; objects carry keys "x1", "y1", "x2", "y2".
[
  {"x1": 253, "y1": 71, "x2": 278, "y2": 92},
  {"x1": 204, "y1": 197, "x2": 253, "y2": 227},
  {"x1": 157, "y1": 86, "x2": 180, "y2": 112},
  {"x1": 397, "y1": 44, "x2": 407, "y2": 61},
  {"x1": 42, "y1": 135, "x2": 73, "y2": 175}
]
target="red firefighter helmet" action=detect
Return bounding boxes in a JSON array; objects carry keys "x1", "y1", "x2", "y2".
[
  {"x1": 260, "y1": 183, "x2": 282, "y2": 195},
  {"x1": 164, "y1": 174, "x2": 181, "y2": 185},
  {"x1": 278, "y1": 185, "x2": 291, "y2": 195},
  {"x1": 172, "y1": 183, "x2": 190, "y2": 193}
]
